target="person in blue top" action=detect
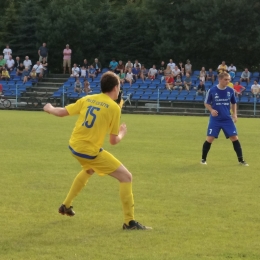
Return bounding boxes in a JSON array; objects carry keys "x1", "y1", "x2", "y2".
[
  {"x1": 201, "y1": 72, "x2": 248, "y2": 166},
  {"x1": 109, "y1": 58, "x2": 118, "y2": 72}
]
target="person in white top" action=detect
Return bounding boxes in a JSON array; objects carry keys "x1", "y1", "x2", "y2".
[
  {"x1": 23, "y1": 56, "x2": 32, "y2": 69},
  {"x1": 32, "y1": 61, "x2": 43, "y2": 80},
  {"x1": 6, "y1": 55, "x2": 15, "y2": 72},
  {"x1": 148, "y1": 65, "x2": 158, "y2": 80},
  {"x1": 133, "y1": 60, "x2": 141, "y2": 68},
  {"x1": 71, "y1": 63, "x2": 80, "y2": 78},
  {"x1": 167, "y1": 59, "x2": 176, "y2": 71},
  {"x1": 228, "y1": 63, "x2": 237, "y2": 79},
  {"x1": 172, "y1": 66, "x2": 181, "y2": 78},
  {"x1": 125, "y1": 68, "x2": 134, "y2": 86},
  {"x1": 251, "y1": 80, "x2": 260, "y2": 96},
  {"x1": 80, "y1": 66, "x2": 87, "y2": 79},
  {"x1": 3, "y1": 45, "x2": 12, "y2": 60},
  {"x1": 125, "y1": 60, "x2": 133, "y2": 73}
]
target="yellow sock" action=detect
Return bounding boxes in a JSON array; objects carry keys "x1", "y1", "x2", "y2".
[
  {"x1": 63, "y1": 170, "x2": 92, "y2": 208},
  {"x1": 120, "y1": 182, "x2": 134, "y2": 225}
]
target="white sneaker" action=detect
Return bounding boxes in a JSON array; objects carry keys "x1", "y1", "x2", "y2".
[
  {"x1": 200, "y1": 159, "x2": 207, "y2": 165},
  {"x1": 239, "y1": 161, "x2": 249, "y2": 166}
]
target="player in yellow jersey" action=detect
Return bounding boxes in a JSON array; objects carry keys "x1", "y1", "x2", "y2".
[{"x1": 43, "y1": 71, "x2": 151, "y2": 230}]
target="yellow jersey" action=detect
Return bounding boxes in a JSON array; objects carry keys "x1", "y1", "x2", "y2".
[{"x1": 65, "y1": 93, "x2": 121, "y2": 156}]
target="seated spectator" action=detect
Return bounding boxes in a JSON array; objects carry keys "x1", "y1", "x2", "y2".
[
  {"x1": 158, "y1": 61, "x2": 165, "y2": 75},
  {"x1": 199, "y1": 67, "x2": 206, "y2": 82},
  {"x1": 22, "y1": 67, "x2": 30, "y2": 83},
  {"x1": 125, "y1": 60, "x2": 133, "y2": 72},
  {"x1": 71, "y1": 63, "x2": 80, "y2": 78},
  {"x1": 184, "y1": 72, "x2": 192, "y2": 90},
  {"x1": 164, "y1": 65, "x2": 173, "y2": 82},
  {"x1": 30, "y1": 68, "x2": 37, "y2": 79},
  {"x1": 196, "y1": 81, "x2": 206, "y2": 96},
  {"x1": 16, "y1": 63, "x2": 25, "y2": 76},
  {"x1": 240, "y1": 68, "x2": 250, "y2": 84},
  {"x1": 88, "y1": 65, "x2": 96, "y2": 81},
  {"x1": 23, "y1": 56, "x2": 32, "y2": 70},
  {"x1": 173, "y1": 75, "x2": 183, "y2": 90},
  {"x1": 118, "y1": 70, "x2": 125, "y2": 85},
  {"x1": 109, "y1": 58, "x2": 118, "y2": 72},
  {"x1": 0, "y1": 55, "x2": 6, "y2": 72},
  {"x1": 140, "y1": 65, "x2": 148, "y2": 81},
  {"x1": 41, "y1": 57, "x2": 48, "y2": 76},
  {"x1": 92, "y1": 58, "x2": 102, "y2": 75},
  {"x1": 115, "y1": 60, "x2": 124, "y2": 74},
  {"x1": 180, "y1": 67, "x2": 185, "y2": 77},
  {"x1": 132, "y1": 65, "x2": 141, "y2": 81},
  {"x1": 233, "y1": 82, "x2": 246, "y2": 97},
  {"x1": 172, "y1": 66, "x2": 180, "y2": 79},
  {"x1": 167, "y1": 59, "x2": 175, "y2": 71},
  {"x1": 178, "y1": 61, "x2": 184, "y2": 72},
  {"x1": 32, "y1": 61, "x2": 43, "y2": 80},
  {"x1": 74, "y1": 78, "x2": 83, "y2": 93},
  {"x1": 228, "y1": 63, "x2": 236, "y2": 79},
  {"x1": 165, "y1": 74, "x2": 174, "y2": 90},
  {"x1": 80, "y1": 66, "x2": 87, "y2": 79},
  {"x1": 133, "y1": 60, "x2": 141, "y2": 68},
  {"x1": 15, "y1": 57, "x2": 21, "y2": 69},
  {"x1": 1, "y1": 68, "x2": 10, "y2": 81},
  {"x1": 125, "y1": 68, "x2": 134, "y2": 86},
  {"x1": 83, "y1": 80, "x2": 92, "y2": 94},
  {"x1": 148, "y1": 65, "x2": 157, "y2": 80},
  {"x1": 6, "y1": 55, "x2": 15, "y2": 72},
  {"x1": 217, "y1": 61, "x2": 228, "y2": 74},
  {"x1": 206, "y1": 68, "x2": 215, "y2": 83},
  {"x1": 185, "y1": 59, "x2": 192, "y2": 74},
  {"x1": 251, "y1": 80, "x2": 260, "y2": 97},
  {"x1": 82, "y1": 59, "x2": 90, "y2": 71}
]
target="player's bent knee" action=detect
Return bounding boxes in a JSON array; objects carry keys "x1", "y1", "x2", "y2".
[
  {"x1": 229, "y1": 135, "x2": 238, "y2": 141},
  {"x1": 206, "y1": 136, "x2": 215, "y2": 143},
  {"x1": 109, "y1": 165, "x2": 133, "y2": 182}
]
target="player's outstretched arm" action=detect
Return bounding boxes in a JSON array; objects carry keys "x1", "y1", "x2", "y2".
[
  {"x1": 110, "y1": 123, "x2": 127, "y2": 145},
  {"x1": 43, "y1": 103, "x2": 69, "y2": 117}
]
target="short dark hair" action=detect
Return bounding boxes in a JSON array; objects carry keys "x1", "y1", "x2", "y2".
[{"x1": 101, "y1": 71, "x2": 119, "y2": 93}]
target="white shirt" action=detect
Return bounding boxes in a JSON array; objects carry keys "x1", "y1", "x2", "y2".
[
  {"x1": 81, "y1": 69, "x2": 86, "y2": 77},
  {"x1": 167, "y1": 62, "x2": 176, "y2": 71},
  {"x1": 3, "y1": 48, "x2": 12, "y2": 60},
  {"x1": 125, "y1": 63, "x2": 133, "y2": 69},
  {"x1": 24, "y1": 60, "x2": 32, "y2": 67},
  {"x1": 149, "y1": 68, "x2": 157, "y2": 76},
  {"x1": 33, "y1": 64, "x2": 43, "y2": 73},
  {"x1": 126, "y1": 72, "x2": 133, "y2": 80},
  {"x1": 6, "y1": 59, "x2": 15, "y2": 68},
  {"x1": 72, "y1": 67, "x2": 80, "y2": 76},
  {"x1": 134, "y1": 63, "x2": 141, "y2": 68},
  {"x1": 172, "y1": 68, "x2": 180, "y2": 76},
  {"x1": 251, "y1": 84, "x2": 260, "y2": 94},
  {"x1": 228, "y1": 66, "x2": 236, "y2": 72}
]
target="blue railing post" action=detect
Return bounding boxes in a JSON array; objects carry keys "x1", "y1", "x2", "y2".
[
  {"x1": 15, "y1": 84, "x2": 18, "y2": 108},
  {"x1": 253, "y1": 94, "x2": 256, "y2": 116},
  {"x1": 157, "y1": 86, "x2": 160, "y2": 112},
  {"x1": 62, "y1": 85, "x2": 65, "y2": 107}
]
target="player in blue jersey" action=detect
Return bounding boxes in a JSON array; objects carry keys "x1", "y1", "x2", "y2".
[{"x1": 201, "y1": 72, "x2": 248, "y2": 166}]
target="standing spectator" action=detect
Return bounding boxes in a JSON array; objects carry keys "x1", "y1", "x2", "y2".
[
  {"x1": 240, "y1": 68, "x2": 250, "y2": 84},
  {"x1": 125, "y1": 60, "x2": 133, "y2": 72},
  {"x1": 217, "y1": 61, "x2": 228, "y2": 74},
  {"x1": 167, "y1": 59, "x2": 175, "y2": 71},
  {"x1": 6, "y1": 55, "x2": 15, "y2": 72},
  {"x1": 71, "y1": 63, "x2": 80, "y2": 78},
  {"x1": 80, "y1": 66, "x2": 87, "y2": 79},
  {"x1": 115, "y1": 60, "x2": 125, "y2": 74},
  {"x1": 74, "y1": 78, "x2": 83, "y2": 93},
  {"x1": 83, "y1": 79, "x2": 92, "y2": 94},
  {"x1": 185, "y1": 59, "x2": 192, "y2": 74},
  {"x1": 233, "y1": 82, "x2": 246, "y2": 97},
  {"x1": 133, "y1": 60, "x2": 141, "y2": 68},
  {"x1": 251, "y1": 80, "x2": 260, "y2": 96},
  {"x1": 148, "y1": 65, "x2": 157, "y2": 80},
  {"x1": 3, "y1": 45, "x2": 12, "y2": 60},
  {"x1": 63, "y1": 44, "x2": 72, "y2": 74},
  {"x1": 22, "y1": 67, "x2": 30, "y2": 83},
  {"x1": 16, "y1": 63, "x2": 25, "y2": 76},
  {"x1": 88, "y1": 65, "x2": 96, "y2": 81},
  {"x1": 206, "y1": 68, "x2": 215, "y2": 83},
  {"x1": 165, "y1": 74, "x2": 174, "y2": 90},
  {"x1": 172, "y1": 66, "x2": 180, "y2": 79},
  {"x1": 1, "y1": 68, "x2": 10, "y2": 80},
  {"x1": 174, "y1": 75, "x2": 183, "y2": 90},
  {"x1": 38, "y1": 42, "x2": 48, "y2": 62},
  {"x1": 132, "y1": 65, "x2": 140, "y2": 81},
  {"x1": 23, "y1": 56, "x2": 32, "y2": 70},
  {"x1": 32, "y1": 61, "x2": 43, "y2": 80},
  {"x1": 109, "y1": 58, "x2": 118, "y2": 72},
  {"x1": 140, "y1": 65, "x2": 148, "y2": 82},
  {"x1": 196, "y1": 81, "x2": 206, "y2": 96},
  {"x1": 92, "y1": 58, "x2": 102, "y2": 76},
  {"x1": 199, "y1": 67, "x2": 206, "y2": 82},
  {"x1": 125, "y1": 68, "x2": 134, "y2": 86},
  {"x1": 0, "y1": 55, "x2": 6, "y2": 72},
  {"x1": 158, "y1": 61, "x2": 165, "y2": 75},
  {"x1": 118, "y1": 70, "x2": 125, "y2": 85},
  {"x1": 15, "y1": 56, "x2": 20, "y2": 69},
  {"x1": 228, "y1": 63, "x2": 236, "y2": 79},
  {"x1": 41, "y1": 57, "x2": 48, "y2": 76},
  {"x1": 184, "y1": 72, "x2": 192, "y2": 90}
]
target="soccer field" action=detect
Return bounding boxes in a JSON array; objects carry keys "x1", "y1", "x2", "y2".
[{"x1": 1, "y1": 111, "x2": 259, "y2": 260}]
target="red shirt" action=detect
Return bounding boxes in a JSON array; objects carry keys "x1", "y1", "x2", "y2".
[
  {"x1": 167, "y1": 77, "x2": 174, "y2": 84},
  {"x1": 234, "y1": 85, "x2": 243, "y2": 92}
]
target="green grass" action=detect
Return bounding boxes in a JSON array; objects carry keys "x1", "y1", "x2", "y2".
[{"x1": 1, "y1": 111, "x2": 259, "y2": 260}]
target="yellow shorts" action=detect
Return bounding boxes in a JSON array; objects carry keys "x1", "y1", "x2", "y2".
[{"x1": 71, "y1": 149, "x2": 121, "y2": 176}]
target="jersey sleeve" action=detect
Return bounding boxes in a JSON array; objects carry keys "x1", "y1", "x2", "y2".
[
  {"x1": 204, "y1": 88, "x2": 212, "y2": 104},
  {"x1": 65, "y1": 98, "x2": 84, "y2": 115},
  {"x1": 109, "y1": 104, "x2": 121, "y2": 135},
  {"x1": 230, "y1": 88, "x2": 237, "y2": 104}
]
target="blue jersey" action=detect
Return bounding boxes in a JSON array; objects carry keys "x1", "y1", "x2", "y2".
[{"x1": 205, "y1": 85, "x2": 236, "y2": 121}]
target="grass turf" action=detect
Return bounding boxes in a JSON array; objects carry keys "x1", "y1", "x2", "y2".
[{"x1": 0, "y1": 110, "x2": 259, "y2": 260}]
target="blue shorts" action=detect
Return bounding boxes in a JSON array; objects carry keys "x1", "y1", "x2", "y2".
[{"x1": 207, "y1": 118, "x2": 237, "y2": 138}]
